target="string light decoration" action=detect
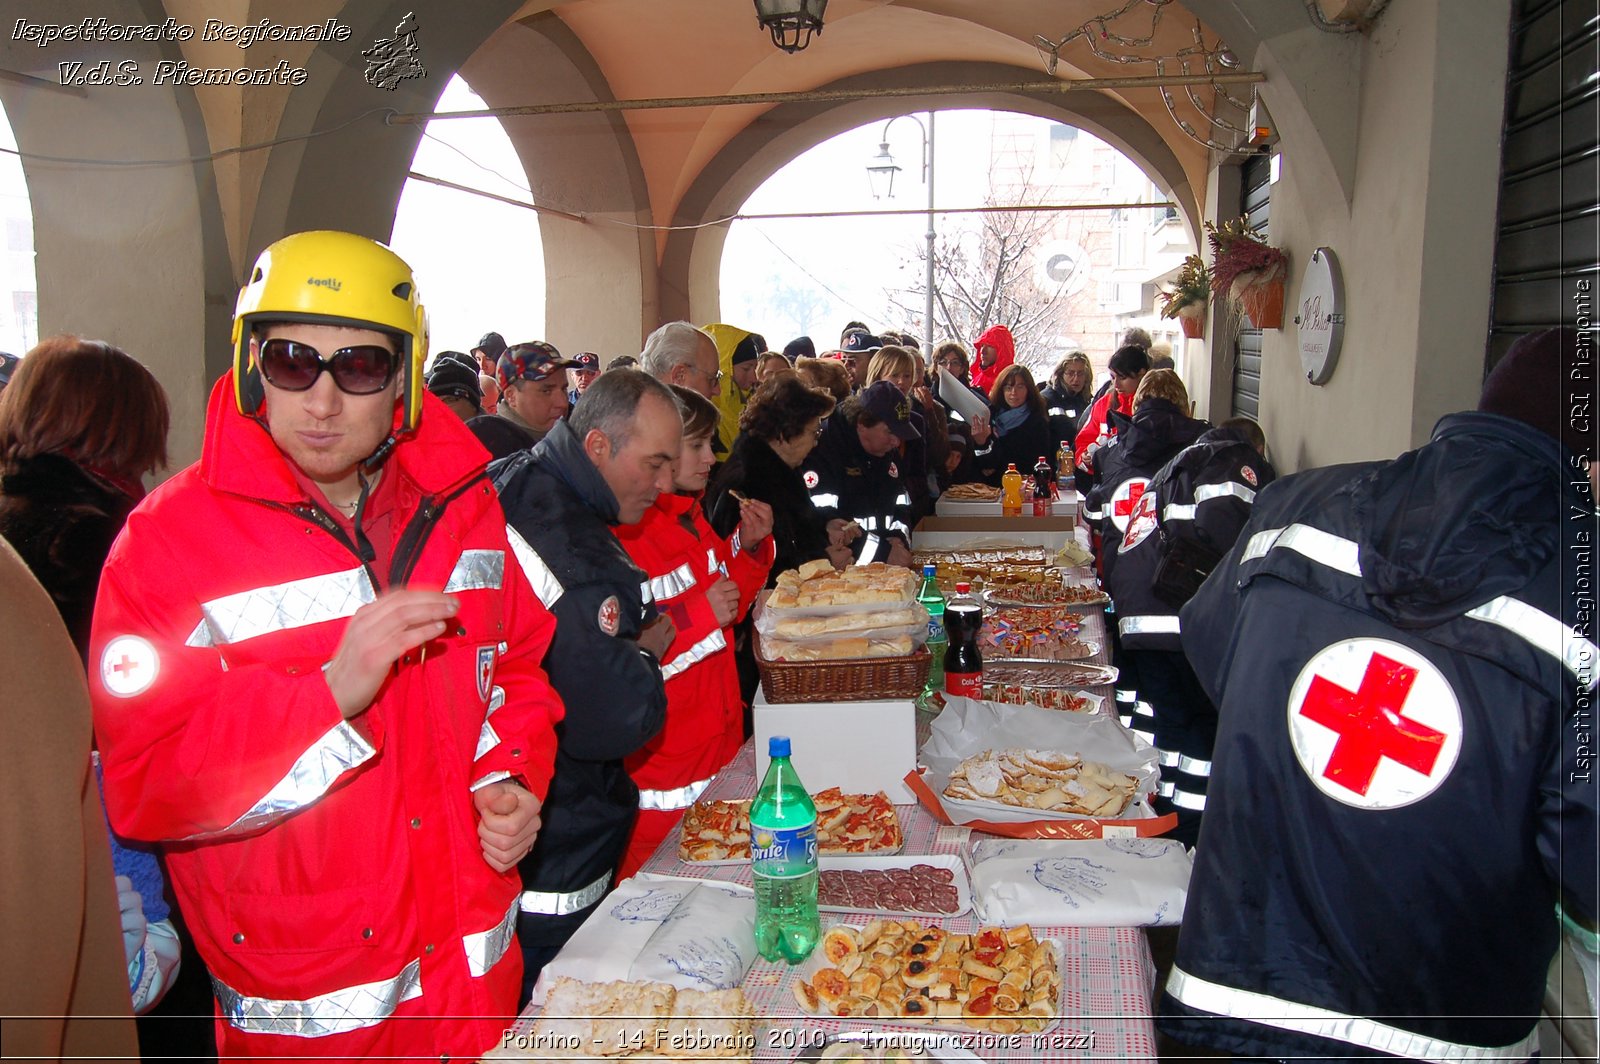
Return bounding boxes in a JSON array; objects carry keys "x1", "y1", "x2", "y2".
[{"x1": 1034, "y1": 0, "x2": 1253, "y2": 153}]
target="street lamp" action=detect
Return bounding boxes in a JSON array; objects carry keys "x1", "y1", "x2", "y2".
[
  {"x1": 866, "y1": 112, "x2": 936, "y2": 349},
  {"x1": 752, "y1": 0, "x2": 828, "y2": 53}
]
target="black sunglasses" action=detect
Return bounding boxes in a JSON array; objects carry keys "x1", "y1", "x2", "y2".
[{"x1": 258, "y1": 338, "x2": 399, "y2": 395}]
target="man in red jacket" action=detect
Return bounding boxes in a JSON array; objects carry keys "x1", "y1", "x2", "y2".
[{"x1": 90, "y1": 232, "x2": 564, "y2": 1061}]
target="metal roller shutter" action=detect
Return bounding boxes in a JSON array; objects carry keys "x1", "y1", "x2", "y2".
[{"x1": 1231, "y1": 151, "x2": 1273, "y2": 418}]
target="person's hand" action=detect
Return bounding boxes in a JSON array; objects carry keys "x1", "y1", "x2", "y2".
[
  {"x1": 969, "y1": 416, "x2": 992, "y2": 445},
  {"x1": 911, "y1": 383, "x2": 933, "y2": 408},
  {"x1": 473, "y1": 782, "x2": 541, "y2": 873},
  {"x1": 638, "y1": 613, "x2": 677, "y2": 659},
  {"x1": 886, "y1": 540, "x2": 915, "y2": 569},
  {"x1": 116, "y1": 875, "x2": 146, "y2": 967},
  {"x1": 826, "y1": 518, "x2": 863, "y2": 548},
  {"x1": 324, "y1": 590, "x2": 459, "y2": 720},
  {"x1": 944, "y1": 451, "x2": 963, "y2": 475},
  {"x1": 705, "y1": 578, "x2": 741, "y2": 627},
  {"x1": 736, "y1": 498, "x2": 774, "y2": 546}
]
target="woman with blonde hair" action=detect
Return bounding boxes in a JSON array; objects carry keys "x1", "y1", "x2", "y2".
[
  {"x1": 862, "y1": 345, "x2": 939, "y2": 520},
  {"x1": 1042, "y1": 350, "x2": 1095, "y2": 428}
]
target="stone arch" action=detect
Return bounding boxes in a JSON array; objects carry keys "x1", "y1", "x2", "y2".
[{"x1": 658, "y1": 61, "x2": 1202, "y2": 328}]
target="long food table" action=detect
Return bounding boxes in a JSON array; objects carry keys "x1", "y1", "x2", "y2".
[{"x1": 506, "y1": 603, "x2": 1160, "y2": 1062}]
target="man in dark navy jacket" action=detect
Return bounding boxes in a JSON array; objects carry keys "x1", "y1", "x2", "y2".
[
  {"x1": 491, "y1": 369, "x2": 680, "y2": 1001},
  {"x1": 1159, "y1": 329, "x2": 1598, "y2": 1061}
]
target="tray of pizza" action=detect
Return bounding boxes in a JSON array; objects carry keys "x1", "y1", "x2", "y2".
[
  {"x1": 816, "y1": 855, "x2": 972, "y2": 919},
  {"x1": 981, "y1": 660, "x2": 1118, "y2": 689},
  {"x1": 678, "y1": 789, "x2": 903, "y2": 864},
  {"x1": 487, "y1": 977, "x2": 758, "y2": 1062},
  {"x1": 788, "y1": 920, "x2": 1063, "y2": 1036},
  {"x1": 977, "y1": 682, "x2": 1107, "y2": 715}
]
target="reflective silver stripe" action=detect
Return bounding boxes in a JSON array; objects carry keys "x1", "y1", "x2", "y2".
[
  {"x1": 1169, "y1": 788, "x2": 1207, "y2": 811},
  {"x1": 887, "y1": 520, "x2": 910, "y2": 537},
  {"x1": 731, "y1": 529, "x2": 744, "y2": 556},
  {"x1": 1119, "y1": 614, "x2": 1182, "y2": 636},
  {"x1": 640, "y1": 580, "x2": 654, "y2": 605},
  {"x1": 191, "y1": 721, "x2": 375, "y2": 840},
  {"x1": 1115, "y1": 688, "x2": 1137, "y2": 702},
  {"x1": 859, "y1": 533, "x2": 883, "y2": 562},
  {"x1": 1178, "y1": 753, "x2": 1212, "y2": 775},
  {"x1": 213, "y1": 958, "x2": 422, "y2": 1038},
  {"x1": 487, "y1": 685, "x2": 505, "y2": 716},
  {"x1": 1165, "y1": 966, "x2": 1539, "y2": 1063},
  {"x1": 469, "y1": 769, "x2": 512, "y2": 792},
  {"x1": 1240, "y1": 524, "x2": 1361, "y2": 576},
  {"x1": 506, "y1": 525, "x2": 563, "y2": 608},
  {"x1": 810, "y1": 492, "x2": 840, "y2": 508},
  {"x1": 894, "y1": 493, "x2": 911, "y2": 507},
  {"x1": 638, "y1": 774, "x2": 716, "y2": 811},
  {"x1": 1081, "y1": 505, "x2": 1104, "y2": 521},
  {"x1": 649, "y1": 562, "x2": 697, "y2": 603},
  {"x1": 475, "y1": 720, "x2": 501, "y2": 760},
  {"x1": 462, "y1": 898, "x2": 519, "y2": 979},
  {"x1": 857, "y1": 516, "x2": 882, "y2": 531},
  {"x1": 188, "y1": 567, "x2": 377, "y2": 647},
  {"x1": 706, "y1": 548, "x2": 719, "y2": 575},
  {"x1": 519, "y1": 871, "x2": 612, "y2": 916},
  {"x1": 443, "y1": 549, "x2": 505, "y2": 593},
  {"x1": 1135, "y1": 700, "x2": 1157, "y2": 717},
  {"x1": 1158, "y1": 779, "x2": 1176, "y2": 797},
  {"x1": 1162, "y1": 482, "x2": 1258, "y2": 524},
  {"x1": 1467, "y1": 595, "x2": 1599, "y2": 688},
  {"x1": 661, "y1": 628, "x2": 727, "y2": 680},
  {"x1": 1158, "y1": 748, "x2": 1182, "y2": 767},
  {"x1": 1243, "y1": 526, "x2": 1597, "y2": 689}
]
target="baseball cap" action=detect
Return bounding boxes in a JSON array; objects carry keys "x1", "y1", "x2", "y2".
[
  {"x1": 860, "y1": 380, "x2": 921, "y2": 441},
  {"x1": 426, "y1": 357, "x2": 483, "y2": 404},
  {"x1": 474, "y1": 331, "x2": 508, "y2": 360},
  {"x1": 496, "y1": 341, "x2": 574, "y2": 392},
  {"x1": 841, "y1": 331, "x2": 883, "y2": 356},
  {"x1": 570, "y1": 351, "x2": 600, "y2": 372}
]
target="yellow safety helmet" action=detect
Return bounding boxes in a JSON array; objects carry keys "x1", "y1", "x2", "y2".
[{"x1": 231, "y1": 230, "x2": 430, "y2": 434}]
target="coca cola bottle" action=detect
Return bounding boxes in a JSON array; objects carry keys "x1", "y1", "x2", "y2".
[
  {"x1": 943, "y1": 582, "x2": 984, "y2": 699},
  {"x1": 1032, "y1": 456, "x2": 1054, "y2": 517}
]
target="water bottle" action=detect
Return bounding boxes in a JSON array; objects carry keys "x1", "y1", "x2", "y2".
[
  {"x1": 1032, "y1": 456, "x2": 1054, "y2": 517},
  {"x1": 943, "y1": 582, "x2": 984, "y2": 699},
  {"x1": 1001, "y1": 464, "x2": 1024, "y2": 517},
  {"x1": 750, "y1": 736, "x2": 819, "y2": 964},
  {"x1": 917, "y1": 564, "x2": 947, "y2": 703}
]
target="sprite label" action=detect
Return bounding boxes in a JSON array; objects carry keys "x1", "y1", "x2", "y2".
[{"x1": 750, "y1": 822, "x2": 817, "y2": 879}]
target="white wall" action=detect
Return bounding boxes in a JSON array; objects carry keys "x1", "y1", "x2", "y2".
[{"x1": 1235, "y1": 0, "x2": 1510, "y2": 473}]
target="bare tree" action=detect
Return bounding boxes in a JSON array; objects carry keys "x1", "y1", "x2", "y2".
[{"x1": 884, "y1": 172, "x2": 1085, "y2": 376}]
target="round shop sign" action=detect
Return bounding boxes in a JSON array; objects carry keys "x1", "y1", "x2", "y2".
[{"x1": 1295, "y1": 247, "x2": 1345, "y2": 386}]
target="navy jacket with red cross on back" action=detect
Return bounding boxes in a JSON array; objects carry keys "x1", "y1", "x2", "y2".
[{"x1": 1158, "y1": 412, "x2": 1598, "y2": 1061}]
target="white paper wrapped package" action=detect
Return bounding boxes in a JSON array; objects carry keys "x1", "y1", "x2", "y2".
[
  {"x1": 918, "y1": 696, "x2": 1160, "y2": 823},
  {"x1": 968, "y1": 837, "x2": 1193, "y2": 926},
  {"x1": 528, "y1": 874, "x2": 755, "y2": 1006}
]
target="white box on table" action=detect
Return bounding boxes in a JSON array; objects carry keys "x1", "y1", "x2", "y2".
[
  {"x1": 912, "y1": 515, "x2": 1084, "y2": 553},
  {"x1": 752, "y1": 694, "x2": 917, "y2": 804}
]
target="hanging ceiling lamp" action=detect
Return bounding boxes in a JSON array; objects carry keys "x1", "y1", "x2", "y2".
[{"x1": 752, "y1": 0, "x2": 828, "y2": 53}]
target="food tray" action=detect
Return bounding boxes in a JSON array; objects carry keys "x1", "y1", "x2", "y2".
[
  {"x1": 981, "y1": 660, "x2": 1119, "y2": 688},
  {"x1": 816, "y1": 854, "x2": 972, "y2": 918},
  {"x1": 754, "y1": 628, "x2": 931, "y2": 704},
  {"x1": 790, "y1": 924, "x2": 1064, "y2": 1035},
  {"x1": 982, "y1": 584, "x2": 1108, "y2": 608}
]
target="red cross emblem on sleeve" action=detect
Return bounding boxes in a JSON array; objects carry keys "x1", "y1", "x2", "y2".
[
  {"x1": 1286, "y1": 638, "x2": 1462, "y2": 809},
  {"x1": 99, "y1": 635, "x2": 160, "y2": 698},
  {"x1": 1109, "y1": 478, "x2": 1149, "y2": 533}
]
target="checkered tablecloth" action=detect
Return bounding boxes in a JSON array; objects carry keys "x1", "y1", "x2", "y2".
[{"x1": 508, "y1": 600, "x2": 1161, "y2": 1061}]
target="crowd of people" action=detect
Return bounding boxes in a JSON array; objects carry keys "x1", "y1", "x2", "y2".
[{"x1": 0, "y1": 229, "x2": 1593, "y2": 1064}]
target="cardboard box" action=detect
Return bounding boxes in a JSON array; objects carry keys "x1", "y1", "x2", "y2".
[
  {"x1": 753, "y1": 695, "x2": 917, "y2": 804},
  {"x1": 913, "y1": 515, "x2": 1085, "y2": 552}
]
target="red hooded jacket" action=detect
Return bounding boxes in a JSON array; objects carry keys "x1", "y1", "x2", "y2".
[
  {"x1": 91, "y1": 378, "x2": 564, "y2": 1061},
  {"x1": 614, "y1": 493, "x2": 772, "y2": 876},
  {"x1": 970, "y1": 324, "x2": 1017, "y2": 394}
]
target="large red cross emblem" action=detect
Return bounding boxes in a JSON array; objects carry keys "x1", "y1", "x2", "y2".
[
  {"x1": 1110, "y1": 478, "x2": 1148, "y2": 531},
  {"x1": 1299, "y1": 653, "x2": 1444, "y2": 796},
  {"x1": 1287, "y1": 638, "x2": 1461, "y2": 809}
]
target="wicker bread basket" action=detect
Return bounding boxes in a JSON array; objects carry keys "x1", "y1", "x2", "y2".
[{"x1": 752, "y1": 628, "x2": 931, "y2": 704}]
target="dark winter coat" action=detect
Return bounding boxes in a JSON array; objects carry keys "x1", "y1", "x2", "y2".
[{"x1": 705, "y1": 431, "x2": 831, "y2": 586}]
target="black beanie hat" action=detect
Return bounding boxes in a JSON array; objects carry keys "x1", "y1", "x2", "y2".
[
  {"x1": 1479, "y1": 327, "x2": 1596, "y2": 461},
  {"x1": 784, "y1": 336, "x2": 816, "y2": 362}
]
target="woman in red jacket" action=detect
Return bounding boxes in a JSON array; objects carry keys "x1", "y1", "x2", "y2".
[{"x1": 615, "y1": 386, "x2": 774, "y2": 877}]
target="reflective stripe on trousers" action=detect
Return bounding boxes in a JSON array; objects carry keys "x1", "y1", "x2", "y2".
[
  {"x1": 519, "y1": 871, "x2": 612, "y2": 916},
  {"x1": 1165, "y1": 966, "x2": 1540, "y2": 1063},
  {"x1": 638, "y1": 774, "x2": 716, "y2": 811}
]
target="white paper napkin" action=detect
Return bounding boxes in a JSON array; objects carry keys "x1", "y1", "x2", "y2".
[{"x1": 968, "y1": 837, "x2": 1192, "y2": 926}]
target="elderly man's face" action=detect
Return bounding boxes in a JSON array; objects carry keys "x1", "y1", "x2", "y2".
[
  {"x1": 587, "y1": 392, "x2": 684, "y2": 524},
  {"x1": 569, "y1": 367, "x2": 599, "y2": 395},
  {"x1": 674, "y1": 336, "x2": 723, "y2": 399}
]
